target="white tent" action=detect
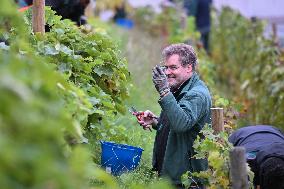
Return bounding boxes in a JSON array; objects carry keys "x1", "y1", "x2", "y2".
[{"x1": 214, "y1": 0, "x2": 284, "y2": 19}]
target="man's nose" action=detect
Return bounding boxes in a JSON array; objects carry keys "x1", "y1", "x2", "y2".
[{"x1": 164, "y1": 68, "x2": 171, "y2": 75}]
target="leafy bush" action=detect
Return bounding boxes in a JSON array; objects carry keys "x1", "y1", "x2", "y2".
[
  {"x1": 0, "y1": 3, "x2": 97, "y2": 187},
  {"x1": 21, "y1": 7, "x2": 133, "y2": 163},
  {"x1": 211, "y1": 7, "x2": 284, "y2": 129},
  {"x1": 0, "y1": 1, "x2": 131, "y2": 188},
  {"x1": 191, "y1": 125, "x2": 233, "y2": 188},
  {"x1": 132, "y1": 5, "x2": 200, "y2": 45}
]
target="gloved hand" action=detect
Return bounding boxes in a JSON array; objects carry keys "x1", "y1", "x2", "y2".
[{"x1": 152, "y1": 65, "x2": 170, "y2": 97}]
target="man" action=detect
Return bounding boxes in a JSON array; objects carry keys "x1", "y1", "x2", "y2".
[
  {"x1": 229, "y1": 125, "x2": 284, "y2": 189},
  {"x1": 184, "y1": 0, "x2": 212, "y2": 52},
  {"x1": 138, "y1": 43, "x2": 212, "y2": 188}
]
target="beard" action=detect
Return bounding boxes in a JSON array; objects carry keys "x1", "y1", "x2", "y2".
[
  {"x1": 168, "y1": 77, "x2": 180, "y2": 92},
  {"x1": 168, "y1": 76, "x2": 190, "y2": 92}
]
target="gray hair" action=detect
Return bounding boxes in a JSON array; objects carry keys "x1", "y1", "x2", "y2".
[{"x1": 162, "y1": 43, "x2": 197, "y2": 70}]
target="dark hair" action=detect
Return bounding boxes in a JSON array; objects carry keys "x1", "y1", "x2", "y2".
[
  {"x1": 162, "y1": 43, "x2": 197, "y2": 70},
  {"x1": 259, "y1": 157, "x2": 284, "y2": 189}
]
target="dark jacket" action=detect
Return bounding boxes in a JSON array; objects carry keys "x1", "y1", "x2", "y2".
[
  {"x1": 228, "y1": 125, "x2": 284, "y2": 152},
  {"x1": 228, "y1": 125, "x2": 284, "y2": 185},
  {"x1": 152, "y1": 72, "x2": 212, "y2": 185},
  {"x1": 195, "y1": 0, "x2": 212, "y2": 31},
  {"x1": 184, "y1": 0, "x2": 212, "y2": 32}
]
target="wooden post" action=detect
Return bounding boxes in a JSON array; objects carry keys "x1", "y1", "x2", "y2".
[
  {"x1": 32, "y1": 0, "x2": 45, "y2": 33},
  {"x1": 211, "y1": 107, "x2": 224, "y2": 134},
  {"x1": 272, "y1": 23, "x2": 279, "y2": 46},
  {"x1": 230, "y1": 147, "x2": 249, "y2": 189}
]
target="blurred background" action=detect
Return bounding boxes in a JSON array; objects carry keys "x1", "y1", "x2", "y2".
[{"x1": 2, "y1": 0, "x2": 284, "y2": 188}]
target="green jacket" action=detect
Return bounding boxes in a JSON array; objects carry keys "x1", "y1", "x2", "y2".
[{"x1": 153, "y1": 72, "x2": 212, "y2": 185}]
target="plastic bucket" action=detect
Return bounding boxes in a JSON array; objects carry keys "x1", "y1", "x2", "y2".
[
  {"x1": 115, "y1": 18, "x2": 134, "y2": 29},
  {"x1": 100, "y1": 141, "x2": 143, "y2": 176}
]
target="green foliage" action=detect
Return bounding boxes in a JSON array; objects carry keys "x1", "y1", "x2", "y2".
[
  {"x1": 21, "y1": 8, "x2": 133, "y2": 163},
  {"x1": 38, "y1": 7, "x2": 129, "y2": 114},
  {"x1": 211, "y1": 7, "x2": 284, "y2": 129},
  {"x1": 196, "y1": 49, "x2": 217, "y2": 95},
  {"x1": 0, "y1": 1, "x2": 30, "y2": 51},
  {"x1": 132, "y1": 6, "x2": 160, "y2": 36},
  {"x1": 0, "y1": 1, "x2": 133, "y2": 188},
  {"x1": 168, "y1": 16, "x2": 200, "y2": 44},
  {"x1": 192, "y1": 125, "x2": 255, "y2": 189},
  {"x1": 192, "y1": 125, "x2": 233, "y2": 188},
  {"x1": 0, "y1": 6, "x2": 96, "y2": 188},
  {"x1": 132, "y1": 5, "x2": 200, "y2": 44}
]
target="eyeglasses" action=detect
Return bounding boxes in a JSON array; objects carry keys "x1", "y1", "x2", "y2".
[{"x1": 161, "y1": 65, "x2": 180, "y2": 71}]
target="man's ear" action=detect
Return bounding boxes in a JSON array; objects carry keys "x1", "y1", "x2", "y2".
[{"x1": 187, "y1": 64, "x2": 192, "y2": 73}]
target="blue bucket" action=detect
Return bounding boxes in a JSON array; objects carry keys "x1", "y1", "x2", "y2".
[
  {"x1": 100, "y1": 141, "x2": 143, "y2": 176},
  {"x1": 115, "y1": 18, "x2": 134, "y2": 29}
]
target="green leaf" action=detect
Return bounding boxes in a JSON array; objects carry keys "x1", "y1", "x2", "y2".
[
  {"x1": 88, "y1": 97, "x2": 100, "y2": 106},
  {"x1": 102, "y1": 100, "x2": 115, "y2": 109},
  {"x1": 55, "y1": 43, "x2": 73, "y2": 55},
  {"x1": 58, "y1": 63, "x2": 72, "y2": 73},
  {"x1": 54, "y1": 28, "x2": 65, "y2": 35},
  {"x1": 93, "y1": 58, "x2": 104, "y2": 66},
  {"x1": 0, "y1": 42, "x2": 9, "y2": 50},
  {"x1": 44, "y1": 45, "x2": 58, "y2": 55},
  {"x1": 93, "y1": 66, "x2": 113, "y2": 77}
]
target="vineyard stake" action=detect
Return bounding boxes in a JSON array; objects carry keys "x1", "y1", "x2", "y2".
[
  {"x1": 230, "y1": 147, "x2": 249, "y2": 189},
  {"x1": 211, "y1": 107, "x2": 224, "y2": 134},
  {"x1": 32, "y1": 0, "x2": 45, "y2": 33}
]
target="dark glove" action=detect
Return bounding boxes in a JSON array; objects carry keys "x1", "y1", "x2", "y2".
[{"x1": 152, "y1": 65, "x2": 170, "y2": 97}]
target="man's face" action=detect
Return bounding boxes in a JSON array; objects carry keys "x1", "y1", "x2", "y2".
[{"x1": 163, "y1": 54, "x2": 192, "y2": 91}]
